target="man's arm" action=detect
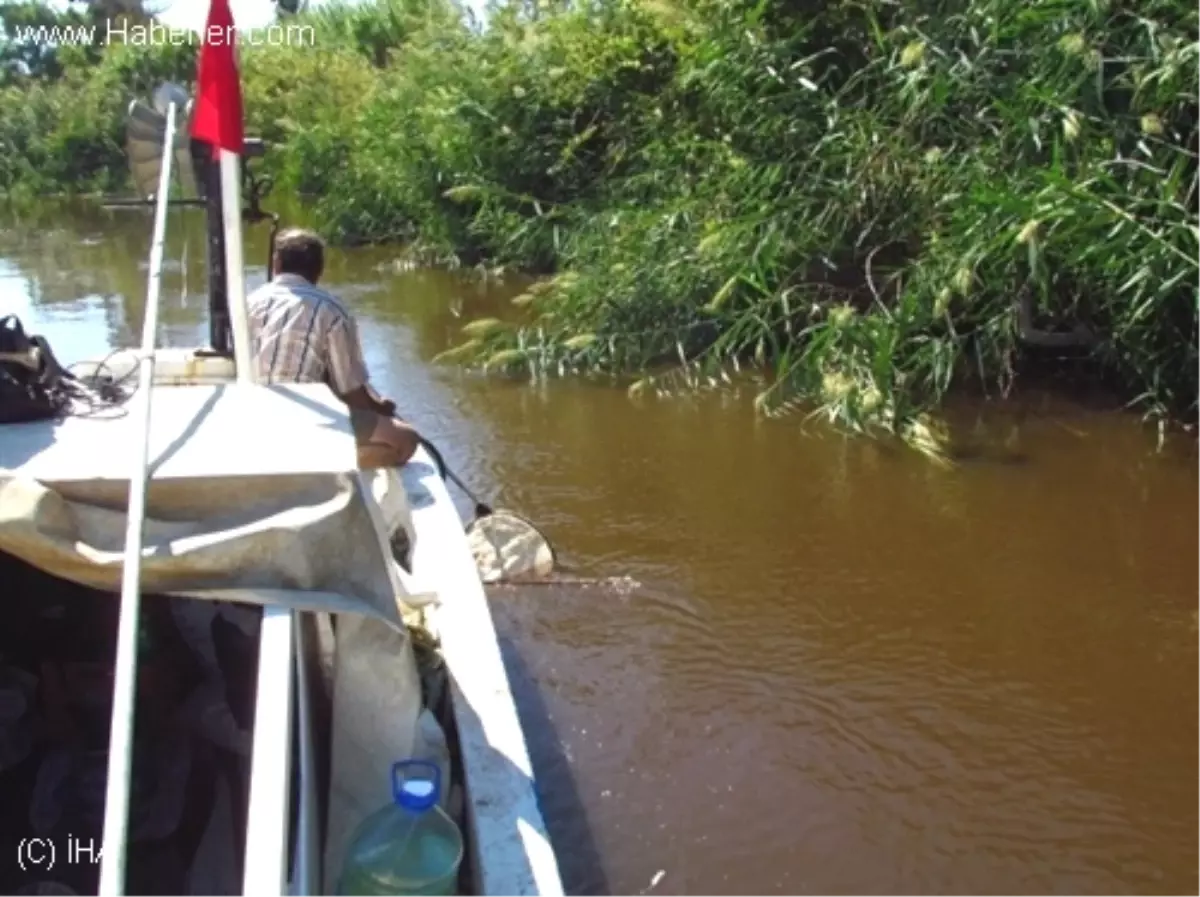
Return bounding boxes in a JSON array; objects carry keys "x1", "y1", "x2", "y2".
[{"x1": 325, "y1": 315, "x2": 396, "y2": 417}]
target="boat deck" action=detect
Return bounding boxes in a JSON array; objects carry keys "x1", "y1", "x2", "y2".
[{"x1": 0, "y1": 382, "x2": 357, "y2": 483}]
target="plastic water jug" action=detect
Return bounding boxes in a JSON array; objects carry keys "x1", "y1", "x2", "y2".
[{"x1": 337, "y1": 759, "x2": 464, "y2": 896}]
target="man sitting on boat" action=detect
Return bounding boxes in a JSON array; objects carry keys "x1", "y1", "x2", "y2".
[{"x1": 247, "y1": 227, "x2": 421, "y2": 470}]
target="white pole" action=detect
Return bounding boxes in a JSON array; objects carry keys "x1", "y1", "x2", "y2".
[
  {"x1": 98, "y1": 102, "x2": 178, "y2": 897},
  {"x1": 215, "y1": 81, "x2": 300, "y2": 894},
  {"x1": 219, "y1": 122, "x2": 304, "y2": 892},
  {"x1": 242, "y1": 605, "x2": 295, "y2": 895},
  {"x1": 219, "y1": 147, "x2": 255, "y2": 384}
]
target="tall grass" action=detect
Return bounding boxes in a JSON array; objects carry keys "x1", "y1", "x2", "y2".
[
  {"x1": 304, "y1": 0, "x2": 1199, "y2": 445},
  {"x1": 1, "y1": 0, "x2": 1196, "y2": 445}
]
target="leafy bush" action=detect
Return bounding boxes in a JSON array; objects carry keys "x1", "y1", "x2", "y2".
[
  {"x1": 408, "y1": 0, "x2": 1199, "y2": 443},
  {"x1": 1, "y1": 0, "x2": 1195, "y2": 447},
  {"x1": 0, "y1": 36, "x2": 195, "y2": 194}
]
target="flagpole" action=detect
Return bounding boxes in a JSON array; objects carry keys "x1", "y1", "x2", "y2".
[
  {"x1": 191, "y1": 4, "x2": 302, "y2": 890},
  {"x1": 219, "y1": 146, "x2": 255, "y2": 383},
  {"x1": 190, "y1": 0, "x2": 254, "y2": 384}
]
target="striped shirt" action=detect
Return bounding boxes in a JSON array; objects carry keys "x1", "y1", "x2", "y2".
[{"x1": 246, "y1": 273, "x2": 369, "y2": 395}]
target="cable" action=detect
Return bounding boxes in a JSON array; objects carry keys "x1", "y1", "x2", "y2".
[{"x1": 51, "y1": 347, "x2": 143, "y2": 420}]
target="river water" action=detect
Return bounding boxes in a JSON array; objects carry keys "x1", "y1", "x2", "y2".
[{"x1": 1, "y1": 202, "x2": 1196, "y2": 895}]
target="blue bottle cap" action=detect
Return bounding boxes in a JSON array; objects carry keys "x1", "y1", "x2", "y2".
[{"x1": 392, "y1": 759, "x2": 441, "y2": 812}]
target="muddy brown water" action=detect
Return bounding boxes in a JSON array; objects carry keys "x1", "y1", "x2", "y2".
[{"x1": 1, "y1": 202, "x2": 1196, "y2": 895}]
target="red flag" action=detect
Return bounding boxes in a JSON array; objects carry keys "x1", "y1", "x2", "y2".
[{"x1": 191, "y1": 0, "x2": 244, "y2": 156}]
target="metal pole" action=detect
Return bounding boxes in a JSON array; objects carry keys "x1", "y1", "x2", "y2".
[
  {"x1": 98, "y1": 101, "x2": 178, "y2": 897},
  {"x1": 218, "y1": 148, "x2": 255, "y2": 382},
  {"x1": 193, "y1": 141, "x2": 231, "y2": 356}
]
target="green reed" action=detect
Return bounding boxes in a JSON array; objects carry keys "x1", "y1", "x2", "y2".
[
  {"x1": 2, "y1": 0, "x2": 1195, "y2": 450},
  {"x1": 407, "y1": 0, "x2": 1199, "y2": 448}
]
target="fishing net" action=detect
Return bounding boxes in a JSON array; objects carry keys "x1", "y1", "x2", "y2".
[
  {"x1": 418, "y1": 437, "x2": 557, "y2": 584},
  {"x1": 464, "y1": 510, "x2": 556, "y2": 584}
]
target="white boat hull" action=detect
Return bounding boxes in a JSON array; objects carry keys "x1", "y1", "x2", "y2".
[{"x1": 0, "y1": 347, "x2": 563, "y2": 895}]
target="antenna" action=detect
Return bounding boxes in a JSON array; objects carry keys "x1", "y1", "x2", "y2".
[
  {"x1": 126, "y1": 84, "x2": 198, "y2": 201},
  {"x1": 120, "y1": 82, "x2": 276, "y2": 355},
  {"x1": 153, "y1": 81, "x2": 190, "y2": 116}
]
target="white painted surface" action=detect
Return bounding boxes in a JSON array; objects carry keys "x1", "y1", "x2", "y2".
[
  {"x1": 0, "y1": 383, "x2": 357, "y2": 482},
  {"x1": 243, "y1": 604, "x2": 296, "y2": 895},
  {"x1": 70, "y1": 348, "x2": 236, "y2": 385},
  {"x1": 402, "y1": 452, "x2": 565, "y2": 896},
  {"x1": 219, "y1": 147, "x2": 256, "y2": 384}
]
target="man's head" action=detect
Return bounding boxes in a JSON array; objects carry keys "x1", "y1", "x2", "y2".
[{"x1": 272, "y1": 228, "x2": 325, "y2": 284}]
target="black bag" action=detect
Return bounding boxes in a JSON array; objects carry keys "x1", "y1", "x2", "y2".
[{"x1": 0, "y1": 315, "x2": 74, "y2": 424}]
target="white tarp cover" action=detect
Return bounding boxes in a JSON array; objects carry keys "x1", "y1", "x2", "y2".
[
  {"x1": 0, "y1": 473, "x2": 403, "y2": 624},
  {"x1": 321, "y1": 612, "x2": 444, "y2": 893},
  {"x1": 0, "y1": 382, "x2": 414, "y2": 620}
]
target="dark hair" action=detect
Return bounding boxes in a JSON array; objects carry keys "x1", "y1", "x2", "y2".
[{"x1": 273, "y1": 228, "x2": 325, "y2": 283}]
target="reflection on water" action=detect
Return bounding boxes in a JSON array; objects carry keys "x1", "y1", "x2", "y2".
[{"x1": 2, "y1": 203, "x2": 1196, "y2": 895}]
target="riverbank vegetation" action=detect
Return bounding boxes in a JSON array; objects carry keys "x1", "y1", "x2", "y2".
[{"x1": 1, "y1": 0, "x2": 1196, "y2": 447}]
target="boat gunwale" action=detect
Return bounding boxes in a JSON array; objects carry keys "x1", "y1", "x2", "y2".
[{"x1": 400, "y1": 450, "x2": 565, "y2": 897}]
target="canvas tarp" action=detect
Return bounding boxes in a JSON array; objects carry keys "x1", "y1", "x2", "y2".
[{"x1": 0, "y1": 471, "x2": 409, "y2": 622}]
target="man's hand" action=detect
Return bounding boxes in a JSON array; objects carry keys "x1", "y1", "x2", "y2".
[
  {"x1": 364, "y1": 383, "x2": 396, "y2": 417},
  {"x1": 338, "y1": 384, "x2": 397, "y2": 418}
]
